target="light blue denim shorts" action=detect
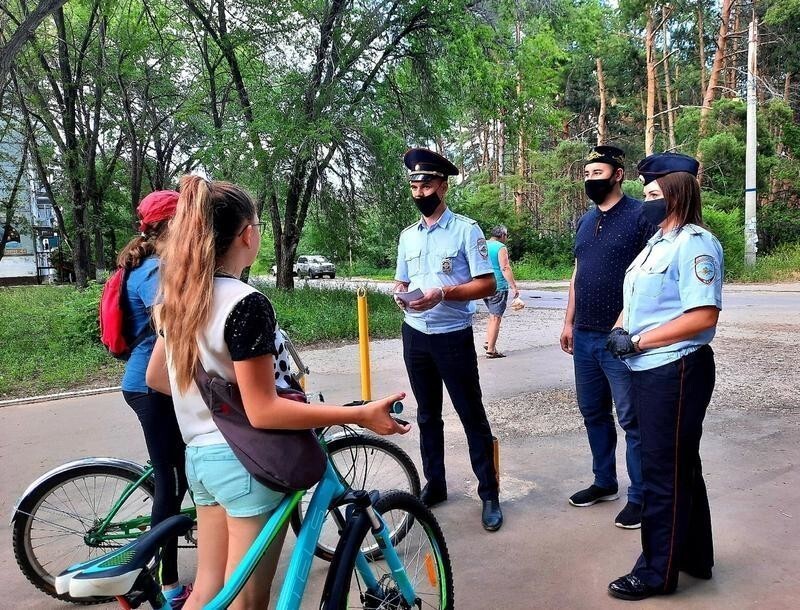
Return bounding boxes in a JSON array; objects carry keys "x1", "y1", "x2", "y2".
[{"x1": 185, "y1": 443, "x2": 284, "y2": 517}]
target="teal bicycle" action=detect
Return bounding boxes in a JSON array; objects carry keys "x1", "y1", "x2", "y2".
[
  {"x1": 11, "y1": 426, "x2": 420, "y2": 603},
  {"x1": 55, "y1": 448, "x2": 454, "y2": 609}
]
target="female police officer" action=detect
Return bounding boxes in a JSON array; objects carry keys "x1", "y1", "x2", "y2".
[{"x1": 605, "y1": 152, "x2": 723, "y2": 600}]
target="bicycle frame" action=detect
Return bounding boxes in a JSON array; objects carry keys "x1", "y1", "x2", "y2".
[
  {"x1": 84, "y1": 465, "x2": 196, "y2": 545},
  {"x1": 203, "y1": 461, "x2": 418, "y2": 610}
]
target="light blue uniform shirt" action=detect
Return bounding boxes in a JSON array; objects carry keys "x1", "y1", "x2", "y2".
[
  {"x1": 623, "y1": 224, "x2": 723, "y2": 372},
  {"x1": 395, "y1": 207, "x2": 494, "y2": 334}
]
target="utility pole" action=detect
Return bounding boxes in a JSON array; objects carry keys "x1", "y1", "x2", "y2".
[{"x1": 744, "y1": 14, "x2": 758, "y2": 266}]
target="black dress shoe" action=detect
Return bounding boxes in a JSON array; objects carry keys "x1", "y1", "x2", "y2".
[
  {"x1": 481, "y1": 499, "x2": 503, "y2": 531},
  {"x1": 608, "y1": 573, "x2": 660, "y2": 601},
  {"x1": 420, "y1": 483, "x2": 447, "y2": 508}
]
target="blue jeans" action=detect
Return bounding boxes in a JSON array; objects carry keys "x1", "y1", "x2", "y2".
[{"x1": 573, "y1": 328, "x2": 642, "y2": 504}]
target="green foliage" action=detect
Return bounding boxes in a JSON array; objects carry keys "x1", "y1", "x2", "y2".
[
  {"x1": 758, "y1": 203, "x2": 800, "y2": 253},
  {"x1": 703, "y1": 206, "x2": 745, "y2": 279},
  {"x1": 249, "y1": 281, "x2": 402, "y2": 344},
  {"x1": 736, "y1": 243, "x2": 800, "y2": 282},
  {"x1": 0, "y1": 285, "x2": 121, "y2": 398},
  {"x1": 513, "y1": 255, "x2": 573, "y2": 280}
]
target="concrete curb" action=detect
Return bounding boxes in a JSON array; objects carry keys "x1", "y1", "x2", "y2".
[{"x1": 0, "y1": 386, "x2": 121, "y2": 408}]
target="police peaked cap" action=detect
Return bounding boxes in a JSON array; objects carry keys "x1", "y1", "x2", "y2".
[
  {"x1": 584, "y1": 145, "x2": 625, "y2": 169},
  {"x1": 637, "y1": 152, "x2": 700, "y2": 185},
  {"x1": 404, "y1": 148, "x2": 459, "y2": 182}
]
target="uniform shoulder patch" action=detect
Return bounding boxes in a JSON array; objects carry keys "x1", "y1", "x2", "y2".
[
  {"x1": 477, "y1": 237, "x2": 488, "y2": 260},
  {"x1": 694, "y1": 255, "x2": 716, "y2": 284}
]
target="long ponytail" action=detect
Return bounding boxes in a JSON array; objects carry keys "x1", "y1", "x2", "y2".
[{"x1": 159, "y1": 175, "x2": 255, "y2": 392}]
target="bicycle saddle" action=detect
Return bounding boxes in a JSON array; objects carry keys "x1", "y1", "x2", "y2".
[{"x1": 55, "y1": 514, "x2": 194, "y2": 599}]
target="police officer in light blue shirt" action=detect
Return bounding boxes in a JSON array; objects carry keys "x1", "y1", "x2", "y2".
[
  {"x1": 394, "y1": 147, "x2": 503, "y2": 531},
  {"x1": 606, "y1": 153, "x2": 723, "y2": 601}
]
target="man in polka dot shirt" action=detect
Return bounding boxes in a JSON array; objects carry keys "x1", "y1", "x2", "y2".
[{"x1": 560, "y1": 145, "x2": 656, "y2": 530}]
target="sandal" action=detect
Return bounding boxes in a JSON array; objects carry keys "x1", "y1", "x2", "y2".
[
  {"x1": 485, "y1": 350, "x2": 506, "y2": 359},
  {"x1": 483, "y1": 342, "x2": 489, "y2": 352}
]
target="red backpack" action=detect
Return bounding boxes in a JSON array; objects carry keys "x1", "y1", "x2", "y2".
[{"x1": 99, "y1": 267, "x2": 151, "y2": 360}]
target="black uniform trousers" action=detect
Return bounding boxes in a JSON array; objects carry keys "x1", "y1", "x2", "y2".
[
  {"x1": 401, "y1": 323, "x2": 499, "y2": 501},
  {"x1": 631, "y1": 344, "x2": 715, "y2": 592}
]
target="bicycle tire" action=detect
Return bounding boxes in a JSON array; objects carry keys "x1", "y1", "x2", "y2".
[
  {"x1": 290, "y1": 434, "x2": 421, "y2": 562},
  {"x1": 12, "y1": 463, "x2": 156, "y2": 604},
  {"x1": 320, "y1": 490, "x2": 454, "y2": 610}
]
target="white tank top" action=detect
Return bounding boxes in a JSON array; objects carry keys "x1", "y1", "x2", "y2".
[{"x1": 166, "y1": 277, "x2": 291, "y2": 446}]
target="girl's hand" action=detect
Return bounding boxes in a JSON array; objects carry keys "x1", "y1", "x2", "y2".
[{"x1": 358, "y1": 393, "x2": 411, "y2": 435}]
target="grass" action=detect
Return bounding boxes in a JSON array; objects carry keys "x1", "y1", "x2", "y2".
[
  {"x1": 0, "y1": 284, "x2": 123, "y2": 399},
  {"x1": 731, "y1": 244, "x2": 800, "y2": 283},
  {"x1": 250, "y1": 280, "x2": 403, "y2": 344},
  {"x1": 0, "y1": 281, "x2": 403, "y2": 400}
]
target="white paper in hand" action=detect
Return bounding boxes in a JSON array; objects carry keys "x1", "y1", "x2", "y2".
[{"x1": 393, "y1": 288, "x2": 424, "y2": 305}]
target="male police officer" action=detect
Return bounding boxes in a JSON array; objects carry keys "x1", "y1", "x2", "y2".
[
  {"x1": 394, "y1": 148, "x2": 503, "y2": 532},
  {"x1": 560, "y1": 145, "x2": 655, "y2": 529}
]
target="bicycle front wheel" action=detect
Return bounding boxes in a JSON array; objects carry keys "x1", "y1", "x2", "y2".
[
  {"x1": 321, "y1": 490, "x2": 454, "y2": 610},
  {"x1": 12, "y1": 463, "x2": 155, "y2": 603},
  {"x1": 290, "y1": 434, "x2": 421, "y2": 562}
]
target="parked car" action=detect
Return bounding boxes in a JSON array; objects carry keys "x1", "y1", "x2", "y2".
[
  {"x1": 270, "y1": 255, "x2": 336, "y2": 279},
  {"x1": 296, "y1": 255, "x2": 336, "y2": 279}
]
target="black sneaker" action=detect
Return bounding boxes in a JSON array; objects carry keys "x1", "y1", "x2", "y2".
[
  {"x1": 568, "y1": 484, "x2": 619, "y2": 507},
  {"x1": 614, "y1": 501, "x2": 642, "y2": 529}
]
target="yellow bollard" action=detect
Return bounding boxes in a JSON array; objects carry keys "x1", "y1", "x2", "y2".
[{"x1": 357, "y1": 287, "x2": 372, "y2": 401}]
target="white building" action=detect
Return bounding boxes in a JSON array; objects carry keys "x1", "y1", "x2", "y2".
[{"x1": 0, "y1": 128, "x2": 58, "y2": 285}]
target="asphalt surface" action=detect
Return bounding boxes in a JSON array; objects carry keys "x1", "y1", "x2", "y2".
[{"x1": 2, "y1": 283, "x2": 798, "y2": 609}]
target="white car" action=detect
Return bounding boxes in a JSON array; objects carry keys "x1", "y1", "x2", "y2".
[
  {"x1": 296, "y1": 255, "x2": 336, "y2": 279},
  {"x1": 270, "y1": 255, "x2": 336, "y2": 279}
]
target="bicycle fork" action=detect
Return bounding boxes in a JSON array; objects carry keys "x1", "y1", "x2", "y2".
[{"x1": 353, "y1": 505, "x2": 417, "y2": 607}]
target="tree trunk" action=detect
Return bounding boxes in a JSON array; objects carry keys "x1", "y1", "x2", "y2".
[
  {"x1": 699, "y1": 0, "x2": 733, "y2": 139},
  {"x1": 0, "y1": 141, "x2": 28, "y2": 263},
  {"x1": 725, "y1": 8, "x2": 740, "y2": 97},
  {"x1": 697, "y1": 0, "x2": 734, "y2": 181},
  {"x1": 785, "y1": 72, "x2": 792, "y2": 102},
  {"x1": 0, "y1": 0, "x2": 69, "y2": 84},
  {"x1": 514, "y1": 15, "x2": 525, "y2": 214},
  {"x1": 662, "y1": 7, "x2": 677, "y2": 150},
  {"x1": 55, "y1": 7, "x2": 89, "y2": 287},
  {"x1": 596, "y1": 57, "x2": 608, "y2": 145},
  {"x1": 644, "y1": 11, "x2": 656, "y2": 156},
  {"x1": 697, "y1": 5, "x2": 707, "y2": 95}
]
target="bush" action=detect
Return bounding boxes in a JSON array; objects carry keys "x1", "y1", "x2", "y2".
[
  {"x1": 758, "y1": 203, "x2": 800, "y2": 254},
  {"x1": 703, "y1": 206, "x2": 744, "y2": 278}
]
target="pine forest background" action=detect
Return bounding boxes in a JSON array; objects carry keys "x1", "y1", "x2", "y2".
[{"x1": 2, "y1": 0, "x2": 799, "y2": 289}]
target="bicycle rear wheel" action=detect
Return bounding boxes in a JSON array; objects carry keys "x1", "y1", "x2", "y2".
[
  {"x1": 12, "y1": 463, "x2": 155, "y2": 604},
  {"x1": 291, "y1": 434, "x2": 421, "y2": 561},
  {"x1": 321, "y1": 490, "x2": 454, "y2": 610}
]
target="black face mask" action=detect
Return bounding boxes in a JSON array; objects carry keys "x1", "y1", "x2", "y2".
[
  {"x1": 584, "y1": 177, "x2": 616, "y2": 204},
  {"x1": 413, "y1": 192, "x2": 441, "y2": 217},
  {"x1": 642, "y1": 198, "x2": 668, "y2": 226}
]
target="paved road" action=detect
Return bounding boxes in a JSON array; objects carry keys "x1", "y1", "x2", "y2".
[{"x1": 2, "y1": 285, "x2": 799, "y2": 608}]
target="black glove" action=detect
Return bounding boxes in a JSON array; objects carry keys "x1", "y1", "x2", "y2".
[{"x1": 606, "y1": 328, "x2": 636, "y2": 356}]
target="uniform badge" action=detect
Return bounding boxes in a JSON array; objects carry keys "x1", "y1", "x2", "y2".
[
  {"x1": 477, "y1": 238, "x2": 488, "y2": 260},
  {"x1": 441, "y1": 258, "x2": 453, "y2": 274},
  {"x1": 694, "y1": 255, "x2": 716, "y2": 284}
]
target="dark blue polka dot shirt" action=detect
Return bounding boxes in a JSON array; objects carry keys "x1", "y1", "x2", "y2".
[{"x1": 573, "y1": 195, "x2": 656, "y2": 332}]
